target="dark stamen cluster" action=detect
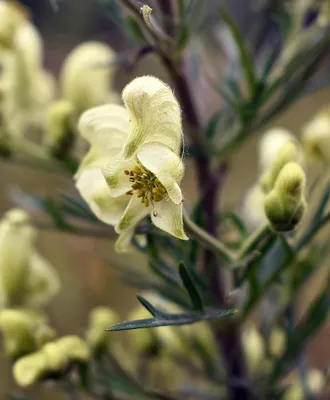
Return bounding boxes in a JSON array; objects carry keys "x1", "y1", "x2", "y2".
[{"x1": 124, "y1": 166, "x2": 166, "y2": 207}]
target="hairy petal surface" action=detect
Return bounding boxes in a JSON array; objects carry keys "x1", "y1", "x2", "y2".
[
  {"x1": 122, "y1": 76, "x2": 182, "y2": 157},
  {"x1": 76, "y1": 168, "x2": 129, "y2": 225},
  {"x1": 151, "y1": 201, "x2": 188, "y2": 240}
]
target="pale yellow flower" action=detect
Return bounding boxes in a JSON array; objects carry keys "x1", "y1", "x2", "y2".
[
  {"x1": 264, "y1": 162, "x2": 307, "y2": 232},
  {"x1": 302, "y1": 106, "x2": 330, "y2": 163},
  {"x1": 283, "y1": 368, "x2": 325, "y2": 400},
  {"x1": 258, "y1": 128, "x2": 296, "y2": 172},
  {"x1": 86, "y1": 307, "x2": 118, "y2": 354},
  {"x1": 76, "y1": 76, "x2": 188, "y2": 251},
  {"x1": 0, "y1": 209, "x2": 60, "y2": 308},
  {"x1": 241, "y1": 183, "x2": 267, "y2": 230},
  {"x1": 13, "y1": 336, "x2": 90, "y2": 388},
  {"x1": 2, "y1": 21, "x2": 55, "y2": 137},
  {"x1": 0, "y1": 0, "x2": 28, "y2": 50},
  {"x1": 60, "y1": 41, "x2": 119, "y2": 114}
]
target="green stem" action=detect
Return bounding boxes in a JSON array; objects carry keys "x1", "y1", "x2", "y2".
[
  {"x1": 183, "y1": 208, "x2": 236, "y2": 263},
  {"x1": 237, "y1": 224, "x2": 272, "y2": 260}
]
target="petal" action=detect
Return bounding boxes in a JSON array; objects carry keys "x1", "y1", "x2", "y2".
[
  {"x1": 115, "y1": 227, "x2": 136, "y2": 252},
  {"x1": 0, "y1": 210, "x2": 36, "y2": 304},
  {"x1": 137, "y1": 142, "x2": 184, "y2": 204},
  {"x1": 102, "y1": 154, "x2": 137, "y2": 197},
  {"x1": 78, "y1": 104, "x2": 130, "y2": 154},
  {"x1": 60, "y1": 42, "x2": 117, "y2": 112},
  {"x1": 122, "y1": 76, "x2": 182, "y2": 157},
  {"x1": 76, "y1": 168, "x2": 129, "y2": 225},
  {"x1": 115, "y1": 195, "x2": 151, "y2": 234},
  {"x1": 22, "y1": 252, "x2": 60, "y2": 308},
  {"x1": 151, "y1": 200, "x2": 188, "y2": 240},
  {"x1": 115, "y1": 196, "x2": 151, "y2": 252}
]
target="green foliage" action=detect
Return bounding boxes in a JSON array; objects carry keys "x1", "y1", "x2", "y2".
[{"x1": 2, "y1": 1, "x2": 330, "y2": 399}]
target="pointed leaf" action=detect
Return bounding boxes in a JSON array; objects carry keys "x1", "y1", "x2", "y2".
[
  {"x1": 136, "y1": 295, "x2": 165, "y2": 317},
  {"x1": 179, "y1": 262, "x2": 204, "y2": 312},
  {"x1": 108, "y1": 308, "x2": 237, "y2": 331},
  {"x1": 219, "y1": 7, "x2": 257, "y2": 97}
]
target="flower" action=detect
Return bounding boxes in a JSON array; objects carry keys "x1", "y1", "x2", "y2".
[
  {"x1": 76, "y1": 76, "x2": 188, "y2": 251},
  {"x1": 13, "y1": 336, "x2": 90, "y2": 388},
  {"x1": 44, "y1": 99, "x2": 76, "y2": 157},
  {"x1": 0, "y1": 0, "x2": 28, "y2": 50},
  {"x1": 301, "y1": 106, "x2": 330, "y2": 163},
  {"x1": 86, "y1": 307, "x2": 118, "y2": 354},
  {"x1": 258, "y1": 128, "x2": 296, "y2": 172},
  {"x1": 241, "y1": 183, "x2": 267, "y2": 230},
  {"x1": 0, "y1": 209, "x2": 60, "y2": 308},
  {"x1": 1, "y1": 19, "x2": 55, "y2": 138},
  {"x1": 264, "y1": 162, "x2": 307, "y2": 232},
  {"x1": 60, "y1": 41, "x2": 119, "y2": 114},
  {"x1": 283, "y1": 369, "x2": 325, "y2": 400}
]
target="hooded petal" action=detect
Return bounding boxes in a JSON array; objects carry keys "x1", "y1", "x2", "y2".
[
  {"x1": 78, "y1": 104, "x2": 130, "y2": 153},
  {"x1": 76, "y1": 168, "x2": 129, "y2": 225},
  {"x1": 137, "y1": 142, "x2": 184, "y2": 204},
  {"x1": 151, "y1": 201, "x2": 188, "y2": 240},
  {"x1": 60, "y1": 41, "x2": 117, "y2": 113},
  {"x1": 122, "y1": 76, "x2": 182, "y2": 157}
]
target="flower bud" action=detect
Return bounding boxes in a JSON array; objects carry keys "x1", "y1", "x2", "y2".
[
  {"x1": 0, "y1": 0, "x2": 28, "y2": 50},
  {"x1": 302, "y1": 107, "x2": 330, "y2": 163},
  {"x1": 13, "y1": 351, "x2": 48, "y2": 388},
  {"x1": 260, "y1": 141, "x2": 302, "y2": 193},
  {"x1": 242, "y1": 326, "x2": 265, "y2": 376},
  {"x1": 34, "y1": 324, "x2": 56, "y2": 348},
  {"x1": 269, "y1": 328, "x2": 286, "y2": 359},
  {"x1": 44, "y1": 99, "x2": 76, "y2": 158},
  {"x1": 241, "y1": 184, "x2": 267, "y2": 230},
  {"x1": 60, "y1": 42, "x2": 118, "y2": 114},
  {"x1": 283, "y1": 369, "x2": 325, "y2": 400},
  {"x1": 86, "y1": 307, "x2": 118, "y2": 354},
  {"x1": 55, "y1": 336, "x2": 90, "y2": 364},
  {"x1": 0, "y1": 309, "x2": 35, "y2": 359},
  {"x1": 258, "y1": 128, "x2": 295, "y2": 172},
  {"x1": 19, "y1": 251, "x2": 60, "y2": 308},
  {"x1": 0, "y1": 209, "x2": 36, "y2": 306},
  {"x1": 264, "y1": 163, "x2": 307, "y2": 232}
]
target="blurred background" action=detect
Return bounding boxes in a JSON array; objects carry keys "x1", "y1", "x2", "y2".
[{"x1": 1, "y1": 0, "x2": 330, "y2": 398}]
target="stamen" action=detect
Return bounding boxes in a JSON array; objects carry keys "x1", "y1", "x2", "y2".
[{"x1": 124, "y1": 164, "x2": 167, "y2": 207}]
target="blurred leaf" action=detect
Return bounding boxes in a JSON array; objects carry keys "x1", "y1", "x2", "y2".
[
  {"x1": 176, "y1": 24, "x2": 191, "y2": 52},
  {"x1": 126, "y1": 17, "x2": 147, "y2": 44},
  {"x1": 108, "y1": 308, "x2": 237, "y2": 331},
  {"x1": 219, "y1": 7, "x2": 257, "y2": 98},
  {"x1": 271, "y1": 276, "x2": 330, "y2": 382},
  {"x1": 60, "y1": 192, "x2": 100, "y2": 222},
  {"x1": 42, "y1": 198, "x2": 70, "y2": 229},
  {"x1": 149, "y1": 260, "x2": 182, "y2": 287},
  {"x1": 218, "y1": 211, "x2": 248, "y2": 242},
  {"x1": 205, "y1": 110, "x2": 226, "y2": 139},
  {"x1": 179, "y1": 262, "x2": 204, "y2": 312},
  {"x1": 98, "y1": 0, "x2": 135, "y2": 41}
]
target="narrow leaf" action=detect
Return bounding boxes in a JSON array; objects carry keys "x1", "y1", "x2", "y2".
[
  {"x1": 108, "y1": 308, "x2": 237, "y2": 331},
  {"x1": 179, "y1": 262, "x2": 204, "y2": 312},
  {"x1": 136, "y1": 295, "x2": 164, "y2": 317},
  {"x1": 219, "y1": 7, "x2": 257, "y2": 98}
]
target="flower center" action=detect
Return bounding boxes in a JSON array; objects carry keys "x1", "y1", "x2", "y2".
[{"x1": 124, "y1": 165, "x2": 167, "y2": 207}]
